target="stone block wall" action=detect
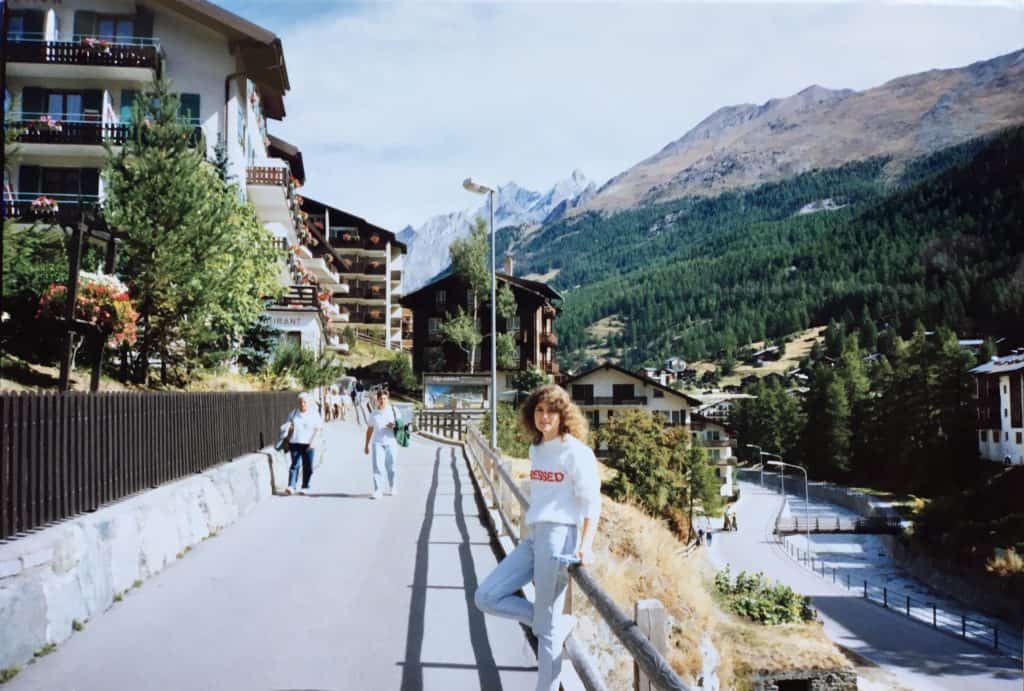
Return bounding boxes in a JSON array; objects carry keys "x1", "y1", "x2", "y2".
[{"x1": 0, "y1": 447, "x2": 306, "y2": 670}]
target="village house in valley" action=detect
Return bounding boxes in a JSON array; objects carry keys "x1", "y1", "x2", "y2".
[
  {"x1": 565, "y1": 363, "x2": 737, "y2": 496},
  {"x1": 401, "y1": 258, "x2": 561, "y2": 378},
  {"x1": 970, "y1": 353, "x2": 1024, "y2": 465}
]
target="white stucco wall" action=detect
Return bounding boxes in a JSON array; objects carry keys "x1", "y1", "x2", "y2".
[
  {"x1": 977, "y1": 373, "x2": 1024, "y2": 465},
  {"x1": 569, "y1": 368, "x2": 693, "y2": 425}
]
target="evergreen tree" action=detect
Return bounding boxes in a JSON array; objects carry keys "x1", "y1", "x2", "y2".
[{"x1": 103, "y1": 79, "x2": 281, "y2": 384}]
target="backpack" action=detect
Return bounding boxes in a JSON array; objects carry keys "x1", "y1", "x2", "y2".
[{"x1": 393, "y1": 406, "x2": 410, "y2": 448}]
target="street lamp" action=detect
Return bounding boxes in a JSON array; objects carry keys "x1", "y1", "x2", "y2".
[
  {"x1": 745, "y1": 444, "x2": 763, "y2": 486},
  {"x1": 462, "y1": 177, "x2": 498, "y2": 449},
  {"x1": 767, "y1": 459, "x2": 811, "y2": 552}
]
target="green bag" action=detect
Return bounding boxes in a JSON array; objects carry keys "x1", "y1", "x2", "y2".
[{"x1": 393, "y1": 407, "x2": 410, "y2": 448}]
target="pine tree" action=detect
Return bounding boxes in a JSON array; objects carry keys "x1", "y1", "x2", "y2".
[{"x1": 103, "y1": 79, "x2": 281, "y2": 384}]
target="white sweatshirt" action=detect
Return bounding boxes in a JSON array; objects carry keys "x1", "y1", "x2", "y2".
[{"x1": 524, "y1": 434, "x2": 602, "y2": 527}]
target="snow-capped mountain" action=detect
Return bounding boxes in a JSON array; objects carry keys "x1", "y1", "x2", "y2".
[{"x1": 400, "y1": 170, "x2": 595, "y2": 291}]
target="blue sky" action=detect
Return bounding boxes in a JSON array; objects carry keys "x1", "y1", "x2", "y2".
[{"x1": 215, "y1": 1, "x2": 1024, "y2": 230}]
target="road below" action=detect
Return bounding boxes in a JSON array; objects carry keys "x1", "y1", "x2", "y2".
[
  {"x1": 707, "y1": 472, "x2": 1021, "y2": 691},
  {"x1": 5, "y1": 419, "x2": 537, "y2": 691}
]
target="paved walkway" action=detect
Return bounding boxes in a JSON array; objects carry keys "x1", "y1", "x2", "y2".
[
  {"x1": 5, "y1": 419, "x2": 537, "y2": 691},
  {"x1": 708, "y1": 472, "x2": 1022, "y2": 691}
]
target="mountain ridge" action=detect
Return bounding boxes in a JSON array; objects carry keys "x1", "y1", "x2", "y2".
[{"x1": 579, "y1": 48, "x2": 1024, "y2": 214}]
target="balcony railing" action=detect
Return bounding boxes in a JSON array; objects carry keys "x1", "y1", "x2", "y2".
[
  {"x1": 8, "y1": 35, "x2": 161, "y2": 71},
  {"x1": 2, "y1": 192, "x2": 101, "y2": 224},
  {"x1": 571, "y1": 396, "x2": 648, "y2": 406},
  {"x1": 268, "y1": 285, "x2": 318, "y2": 310},
  {"x1": 14, "y1": 117, "x2": 130, "y2": 146},
  {"x1": 699, "y1": 439, "x2": 732, "y2": 448},
  {"x1": 540, "y1": 331, "x2": 559, "y2": 348},
  {"x1": 336, "y1": 258, "x2": 387, "y2": 276},
  {"x1": 247, "y1": 166, "x2": 290, "y2": 187}
]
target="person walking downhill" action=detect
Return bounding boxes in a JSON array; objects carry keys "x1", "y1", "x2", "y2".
[
  {"x1": 364, "y1": 388, "x2": 400, "y2": 499},
  {"x1": 283, "y1": 393, "x2": 324, "y2": 496},
  {"x1": 474, "y1": 384, "x2": 602, "y2": 691}
]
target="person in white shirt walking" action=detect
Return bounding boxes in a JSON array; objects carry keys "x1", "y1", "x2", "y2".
[
  {"x1": 283, "y1": 393, "x2": 324, "y2": 495},
  {"x1": 474, "y1": 384, "x2": 602, "y2": 691},
  {"x1": 363, "y1": 388, "x2": 400, "y2": 499}
]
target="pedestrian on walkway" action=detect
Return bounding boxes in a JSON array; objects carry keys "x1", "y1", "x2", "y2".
[
  {"x1": 697, "y1": 527, "x2": 705, "y2": 545},
  {"x1": 706, "y1": 530, "x2": 713, "y2": 546},
  {"x1": 475, "y1": 384, "x2": 602, "y2": 691},
  {"x1": 364, "y1": 387, "x2": 400, "y2": 499},
  {"x1": 283, "y1": 393, "x2": 324, "y2": 496}
]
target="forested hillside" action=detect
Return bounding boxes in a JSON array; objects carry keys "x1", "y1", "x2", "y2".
[{"x1": 506, "y1": 128, "x2": 1023, "y2": 368}]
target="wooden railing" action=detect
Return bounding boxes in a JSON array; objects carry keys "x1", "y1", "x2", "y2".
[
  {"x1": 246, "y1": 165, "x2": 290, "y2": 187},
  {"x1": 269, "y1": 285, "x2": 318, "y2": 309},
  {"x1": 413, "y1": 410, "x2": 488, "y2": 440},
  {"x1": 462, "y1": 426, "x2": 692, "y2": 691},
  {"x1": 0, "y1": 392, "x2": 296, "y2": 541},
  {"x1": 7, "y1": 39, "x2": 160, "y2": 70},
  {"x1": 571, "y1": 396, "x2": 648, "y2": 406},
  {"x1": 15, "y1": 120, "x2": 130, "y2": 146}
]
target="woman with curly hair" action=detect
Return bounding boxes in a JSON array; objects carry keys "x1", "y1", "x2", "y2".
[{"x1": 474, "y1": 384, "x2": 602, "y2": 691}]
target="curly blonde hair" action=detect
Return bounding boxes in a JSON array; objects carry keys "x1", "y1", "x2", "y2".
[{"x1": 520, "y1": 384, "x2": 589, "y2": 445}]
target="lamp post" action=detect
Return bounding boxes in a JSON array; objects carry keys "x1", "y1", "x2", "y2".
[
  {"x1": 462, "y1": 177, "x2": 498, "y2": 449},
  {"x1": 745, "y1": 444, "x2": 763, "y2": 486},
  {"x1": 767, "y1": 459, "x2": 811, "y2": 552}
]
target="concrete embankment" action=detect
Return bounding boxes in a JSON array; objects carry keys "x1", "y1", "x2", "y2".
[{"x1": 0, "y1": 440, "x2": 319, "y2": 670}]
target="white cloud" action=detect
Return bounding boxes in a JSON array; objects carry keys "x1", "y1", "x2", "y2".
[{"x1": 265, "y1": 2, "x2": 1024, "y2": 229}]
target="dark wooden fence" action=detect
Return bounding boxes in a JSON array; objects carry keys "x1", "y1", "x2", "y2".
[
  {"x1": 414, "y1": 410, "x2": 487, "y2": 441},
  {"x1": 0, "y1": 391, "x2": 297, "y2": 542}
]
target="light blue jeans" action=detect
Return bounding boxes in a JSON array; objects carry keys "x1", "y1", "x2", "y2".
[
  {"x1": 475, "y1": 522, "x2": 578, "y2": 691},
  {"x1": 371, "y1": 442, "x2": 397, "y2": 495}
]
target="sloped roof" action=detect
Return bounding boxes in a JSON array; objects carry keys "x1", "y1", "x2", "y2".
[
  {"x1": 564, "y1": 362, "x2": 704, "y2": 407},
  {"x1": 154, "y1": 1, "x2": 289, "y2": 118},
  {"x1": 300, "y1": 197, "x2": 406, "y2": 253},
  {"x1": 402, "y1": 266, "x2": 561, "y2": 303},
  {"x1": 971, "y1": 355, "x2": 1024, "y2": 375}
]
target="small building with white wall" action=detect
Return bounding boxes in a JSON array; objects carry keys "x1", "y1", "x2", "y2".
[{"x1": 970, "y1": 354, "x2": 1024, "y2": 465}]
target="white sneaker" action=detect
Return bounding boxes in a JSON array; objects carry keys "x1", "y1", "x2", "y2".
[
  {"x1": 297, "y1": 488, "x2": 308, "y2": 495},
  {"x1": 370, "y1": 493, "x2": 381, "y2": 500},
  {"x1": 284, "y1": 487, "x2": 294, "y2": 496},
  {"x1": 385, "y1": 488, "x2": 397, "y2": 496}
]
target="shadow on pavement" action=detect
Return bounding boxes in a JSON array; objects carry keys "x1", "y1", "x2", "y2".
[{"x1": 812, "y1": 596, "x2": 1022, "y2": 681}]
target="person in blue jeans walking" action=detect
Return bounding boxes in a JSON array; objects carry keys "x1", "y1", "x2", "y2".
[
  {"x1": 283, "y1": 393, "x2": 323, "y2": 496},
  {"x1": 475, "y1": 384, "x2": 602, "y2": 691},
  {"x1": 363, "y1": 388, "x2": 400, "y2": 499}
]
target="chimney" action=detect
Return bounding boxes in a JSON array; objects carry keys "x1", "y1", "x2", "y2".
[{"x1": 503, "y1": 255, "x2": 514, "y2": 276}]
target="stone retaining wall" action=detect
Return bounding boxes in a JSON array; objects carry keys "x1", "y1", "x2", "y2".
[
  {"x1": 880, "y1": 536, "x2": 1024, "y2": 626},
  {"x1": 0, "y1": 445, "x2": 316, "y2": 670}
]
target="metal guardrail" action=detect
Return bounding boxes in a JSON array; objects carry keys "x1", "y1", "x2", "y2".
[
  {"x1": 462, "y1": 426, "x2": 692, "y2": 691},
  {"x1": 775, "y1": 515, "x2": 902, "y2": 534},
  {"x1": 781, "y1": 538, "x2": 1023, "y2": 661}
]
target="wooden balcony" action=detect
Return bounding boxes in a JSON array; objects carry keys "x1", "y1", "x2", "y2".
[
  {"x1": 571, "y1": 395, "x2": 648, "y2": 406},
  {"x1": 700, "y1": 439, "x2": 732, "y2": 449},
  {"x1": 2, "y1": 193, "x2": 102, "y2": 225},
  {"x1": 268, "y1": 285, "x2": 318, "y2": 310},
  {"x1": 540, "y1": 331, "x2": 559, "y2": 348},
  {"x1": 247, "y1": 166, "x2": 290, "y2": 187},
  {"x1": 336, "y1": 257, "x2": 387, "y2": 276},
  {"x1": 15, "y1": 119, "x2": 130, "y2": 146},
  {"x1": 545, "y1": 360, "x2": 561, "y2": 376},
  {"x1": 7, "y1": 37, "x2": 161, "y2": 72},
  {"x1": 542, "y1": 304, "x2": 557, "y2": 318}
]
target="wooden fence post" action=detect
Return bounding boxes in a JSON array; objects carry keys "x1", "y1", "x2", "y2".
[
  {"x1": 519, "y1": 480, "x2": 531, "y2": 541},
  {"x1": 634, "y1": 599, "x2": 667, "y2": 691}
]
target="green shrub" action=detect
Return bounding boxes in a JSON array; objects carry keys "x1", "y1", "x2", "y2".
[
  {"x1": 0, "y1": 666, "x2": 20, "y2": 683},
  {"x1": 714, "y1": 566, "x2": 816, "y2": 625},
  {"x1": 387, "y1": 352, "x2": 417, "y2": 393},
  {"x1": 480, "y1": 403, "x2": 531, "y2": 458}
]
